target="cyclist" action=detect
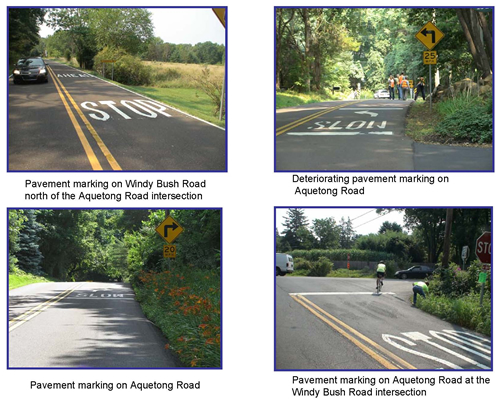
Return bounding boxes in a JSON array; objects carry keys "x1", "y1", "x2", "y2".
[{"x1": 376, "y1": 260, "x2": 386, "y2": 290}]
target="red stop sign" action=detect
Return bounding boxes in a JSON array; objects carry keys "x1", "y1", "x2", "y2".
[{"x1": 476, "y1": 232, "x2": 491, "y2": 264}]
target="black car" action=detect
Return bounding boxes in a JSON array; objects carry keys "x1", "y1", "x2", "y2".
[
  {"x1": 395, "y1": 265, "x2": 434, "y2": 279},
  {"x1": 13, "y1": 57, "x2": 49, "y2": 84}
]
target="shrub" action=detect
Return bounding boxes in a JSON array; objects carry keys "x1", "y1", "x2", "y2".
[
  {"x1": 293, "y1": 257, "x2": 313, "y2": 273},
  {"x1": 64, "y1": 49, "x2": 71, "y2": 62},
  {"x1": 430, "y1": 261, "x2": 489, "y2": 298},
  {"x1": 133, "y1": 267, "x2": 221, "y2": 367},
  {"x1": 309, "y1": 257, "x2": 333, "y2": 277},
  {"x1": 418, "y1": 292, "x2": 491, "y2": 336},
  {"x1": 93, "y1": 47, "x2": 152, "y2": 86},
  {"x1": 436, "y1": 102, "x2": 492, "y2": 144},
  {"x1": 288, "y1": 249, "x2": 395, "y2": 263}
]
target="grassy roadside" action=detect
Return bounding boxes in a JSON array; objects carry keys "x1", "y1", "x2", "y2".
[
  {"x1": 132, "y1": 267, "x2": 221, "y2": 368},
  {"x1": 48, "y1": 58, "x2": 225, "y2": 127},
  {"x1": 406, "y1": 94, "x2": 492, "y2": 145},
  {"x1": 405, "y1": 100, "x2": 443, "y2": 143},
  {"x1": 416, "y1": 292, "x2": 491, "y2": 336},
  {"x1": 276, "y1": 90, "x2": 332, "y2": 109},
  {"x1": 9, "y1": 270, "x2": 58, "y2": 290}
]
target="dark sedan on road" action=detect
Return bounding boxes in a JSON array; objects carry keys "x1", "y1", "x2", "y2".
[
  {"x1": 12, "y1": 57, "x2": 49, "y2": 84},
  {"x1": 395, "y1": 265, "x2": 434, "y2": 279}
]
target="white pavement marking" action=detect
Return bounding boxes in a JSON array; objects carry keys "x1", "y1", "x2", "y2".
[
  {"x1": 287, "y1": 131, "x2": 393, "y2": 136},
  {"x1": 51, "y1": 62, "x2": 224, "y2": 130},
  {"x1": 290, "y1": 292, "x2": 396, "y2": 296},
  {"x1": 429, "y1": 331, "x2": 491, "y2": 358},
  {"x1": 355, "y1": 111, "x2": 378, "y2": 117},
  {"x1": 402, "y1": 331, "x2": 490, "y2": 369},
  {"x1": 382, "y1": 334, "x2": 462, "y2": 369},
  {"x1": 444, "y1": 329, "x2": 491, "y2": 344},
  {"x1": 340, "y1": 107, "x2": 404, "y2": 110}
]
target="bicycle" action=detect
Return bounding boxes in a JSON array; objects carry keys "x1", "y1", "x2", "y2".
[{"x1": 376, "y1": 274, "x2": 384, "y2": 294}]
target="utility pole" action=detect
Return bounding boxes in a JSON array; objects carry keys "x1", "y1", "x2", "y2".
[{"x1": 441, "y1": 208, "x2": 454, "y2": 268}]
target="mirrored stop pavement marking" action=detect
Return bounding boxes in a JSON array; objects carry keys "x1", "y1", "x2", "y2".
[
  {"x1": 383, "y1": 330, "x2": 491, "y2": 370},
  {"x1": 71, "y1": 292, "x2": 134, "y2": 299},
  {"x1": 286, "y1": 107, "x2": 404, "y2": 136},
  {"x1": 9, "y1": 284, "x2": 83, "y2": 332}
]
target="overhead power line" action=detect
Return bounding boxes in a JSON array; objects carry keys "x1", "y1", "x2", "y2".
[{"x1": 353, "y1": 210, "x2": 392, "y2": 230}]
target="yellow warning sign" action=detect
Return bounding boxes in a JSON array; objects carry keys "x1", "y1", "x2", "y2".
[
  {"x1": 415, "y1": 21, "x2": 444, "y2": 50},
  {"x1": 213, "y1": 8, "x2": 226, "y2": 28},
  {"x1": 155, "y1": 216, "x2": 184, "y2": 244}
]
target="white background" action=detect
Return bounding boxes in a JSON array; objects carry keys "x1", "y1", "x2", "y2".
[{"x1": 0, "y1": 1, "x2": 497, "y2": 403}]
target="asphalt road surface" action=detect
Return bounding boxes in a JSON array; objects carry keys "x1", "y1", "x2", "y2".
[
  {"x1": 9, "y1": 61, "x2": 226, "y2": 171},
  {"x1": 276, "y1": 277, "x2": 491, "y2": 370},
  {"x1": 9, "y1": 282, "x2": 182, "y2": 368},
  {"x1": 275, "y1": 99, "x2": 492, "y2": 171}
]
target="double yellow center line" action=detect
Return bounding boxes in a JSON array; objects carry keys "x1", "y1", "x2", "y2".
[
  {"x1": 290, "y1": 294, "x2": 416, "y2": 369},
  {"x1": 47, "y1": 66, "x2": 121, "y2": 170},
  {"x1": 276, "y1": 100, "x2": 362, "y2": 136},
  {"x1": 9, "y1": 284, "x2": 83, "y2": 332}
]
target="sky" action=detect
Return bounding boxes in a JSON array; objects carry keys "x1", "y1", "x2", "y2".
[
  {"x1": 39, "y1": 8, "x2": 225, "y2": 45},
  {"x1": 276, "y1": 208, "x2": 407, "y2": 236}
]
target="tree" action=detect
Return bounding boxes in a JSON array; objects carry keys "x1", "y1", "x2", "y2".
[
  {"x1": 16, "y1": 210, "x2": 43, "y2": 274},
  {"x1": 312, "y1": 217, "x2": 340, "y2": 249},
  {"x1": 9, "y1": 8, "x2": 46, "y2": 64},
  {"x1": 281, "y1": 209, "x2": 309, "y2": 250},
  {"x1": 86, "y1": 8, "x2": 154, "y2": 55},
  {"x1": 9, "y1": 210, "x2": 27, "y2": 272},
  {"x1": 402, "y1": 209, "x2": 447, "y2": 263},
  {"x1": 338, "y1": 217, "x2": 356, "y2": 248},
  {"x1": 379, "y1": 221, "x2": 403, "y2": 234},
  {"x1": 456, "y1": 8, "x2": 492, "y2": 78}
]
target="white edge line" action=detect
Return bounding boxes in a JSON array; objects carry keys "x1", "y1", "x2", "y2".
[
  {"x1": 51, "y1": 61, "x2": 225, "y2": 131},
  {"x1": 339, "y1": 108, "x2": 404, "y2": 110},
  {"x1": 290, "y1": 292, "x2": 396, "y2": 296}
]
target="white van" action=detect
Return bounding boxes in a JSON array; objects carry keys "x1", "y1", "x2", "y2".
[{"x1": 276, "y1": 253, "x2": 294, "y2": 276}]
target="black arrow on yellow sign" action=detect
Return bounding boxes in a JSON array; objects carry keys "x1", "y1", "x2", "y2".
[
  {"x1": 421, "y1": 28, "x2": 436, "y2": 43},
  {"x1": 163, "y1": 222, "x2": 179, "y2": 238}
]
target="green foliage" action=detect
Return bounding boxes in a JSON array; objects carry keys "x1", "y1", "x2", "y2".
[
  {"x1": 436, "y1": 99, "x2": 493, "y2": 144},
  {"x1": 328, "y1": 267, "x2": 373, "y2": 278},
  {"x1": 8, "y1": 210, "x2": 27, "y2": 273},
  {"x1": 277, "y1": 8, "x2": 490, "y2": 98},
  {"x1": 276, "y1": 90, "x2": 331, "y2": 108},
  {"x1": 293, "y1": 257, "x2": 313, "y2": 273},
  {"x1": 8, "y1": 8, "x2": 45, "y2": 64},
  {"x1": 191, "y1": 66, "x2": 225, "y2": 118},
  {"x1": 309, "y1": 257, "x2": 333, "y2": 277},
  {"x1": 16, "y1": 210, "x2": 43, "y2": 275},
  {"x1": 94, "y1": 47, "x2": 152, "y2": 85},
  {"x1": 430, "y1": 261, "x2": 489, "y2": 298},
  {"x1": 289, "y1": 248, "x2": 394, "y2": 262},
  {"x1": 64, "y1": 49, "x2": 72, "y2": 62},
  {"x1": 147, "y1": 40, "x2": 225, "y2": 65},
  {"x1": 354, "y1": 230, "x2": 424, "y2": 265},
  {"x1": 133, "y1": 266, "x2": 220, "y2": 367},
  {"x1": 418, "y1": 292, "x2": 491, "y2": 336},
  {"x1": 9, "y1": 269, "x2": 58, "y2": 290},
  {"x1": 419, "y1": 260, "x2": 491, "y2": 335}
]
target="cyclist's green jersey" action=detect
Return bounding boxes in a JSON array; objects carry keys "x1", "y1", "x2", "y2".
[
  {"x1": 376, "y1": 263, "x2": 386, "y2": 273},
  {"x1": 413, "y1": 281, "x2": 429, "y2": 293}
]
